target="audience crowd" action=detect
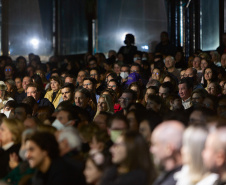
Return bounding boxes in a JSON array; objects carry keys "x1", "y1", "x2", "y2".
[{"x1": 0, "y1": 32, "x2": 225, "y2": 185}]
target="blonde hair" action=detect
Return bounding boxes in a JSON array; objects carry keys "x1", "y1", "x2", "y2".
[
  {"x1": 3, "y1": 118, "x2": 24, "y2": 144},
  {"x1": 183, "y1": 125, "x2": 208, "y2": 183}
]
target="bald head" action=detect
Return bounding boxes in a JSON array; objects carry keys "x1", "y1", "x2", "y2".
[
  {"x1": 151, "y1": 120, "x2": 185, "y2": 171},
  {"x1": 152, "y1": 120, "x2": 185, "y2": 151},
  {"x1": 185, "y1": 67, "x2": 196, "y2": 78}
]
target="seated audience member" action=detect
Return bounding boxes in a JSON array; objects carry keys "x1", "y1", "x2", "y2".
[
  {"x1": 22, "y1": 96, "x2": 39, "y2": 116},
  {"x1": 44, "y1": 76, "x2": 62, "y2": 108},
  {"x1": 83, "y1": 77, "x2": 99, "y2": 103},
  {"x1": 178, "y1": 77, "x2": 193, "y2": 110},
  {"x1": 0, "y1": 118, "x2": 24, "y2": 178},
  {"x1": 207, "y1": 82, "x2": 221, "y2": 97},
  {"x1": 76, "y1": 70, "x2": 89, "y2": 88},
  {"x1": 100, "y1": 131, "x2": 156, "y2": 185},
  {"x1": 128, "y1": 82, "x2": 143, "y2": 103},
  {"x1": 5, "y1": 79, "x2": 17, "y2": 99},
  {"x1": 175, "y1": 125, "x2": 218, "y2": 185},
  {"x1": 14, "y1": 103, "x2": 32, "y2": 122},
  {"x1": 26, "y1": 83, "x2": 54, "y2": 109},
  {"x1": 1, "y1": 100, "x2": 17, "y2": 117},
  {"x1": 94, "y1": 94, "x2": 114, "y2": 119},
  {"x1": 120, "y1": 64, "x2": 130, "y2": 83},
  {"x1": 108, "y1": 114, "x2": 129, "y2": 143},
  {"x1": 59, "y1": 83, "x2": 75, "y2": 104},
  {"x1": 191, "y1": 88, "x2": 208, "y2": 108},
  {"x1": 168, "y1": 94, "x2": 184, "y2": 111},
  {"x1": 74, "y1": 88, "x2": 96, "y2": 120},
  {"x1": 36, "y1": 106, "x2": 55, "y2": 124},
  {"x1": 0, "y1": 81, "x2": 14, "y2": 110},
  {"x1": 146, "y1": 95, "x2": 168, "y2": 116},
  {"x1": 84, "y1": 150, "x2": 110, "y2": 185},
  {"x1": 14, "y1": 76, "x2": 32, "y2": 104},
  {"x1": 24, "y1": 116, "x2": 42, "y2": 128},
  {"x1": 202, "y1": 126, "x2": 226, "y2": 185},
  {"x1": 164, "y1": 56, "x2": 180, "y2": 80},
  {"x1": 151, "y1": 120, "x2": 184, "y2": 185},
  {"x1": 25, "y1": 131, "x2": 80, "y2": 185},
  {"x1": 118, "y1": 89, "x2": 137, "y2": 115},
  {"x1": 93, "y1": 111, "x2": 112, "y2": 131},
  {"x1": 217, "y1": 95, "x2": 226, "y2": 118},
  {"x1": 64, "y1": 74, "x2": 77, "y2": 87},
  {"x1": 158, "y1": 82, "x2": 174, "y2": 99},
  {"x1": 142, "y1": 86, "x2": 159, "y2": 106},
  {"x1": 203, "y1": 94, "x2": 218, "y2": 111},
  {"x1": 184, "y1": 67, "x2": 203, "y2": 90}
]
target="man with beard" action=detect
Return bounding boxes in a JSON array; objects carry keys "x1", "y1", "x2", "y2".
[{"x1": 150, "y1": 120, "x2": 184, "y2": 185}]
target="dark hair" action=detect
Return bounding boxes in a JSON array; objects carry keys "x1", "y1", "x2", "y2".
[
  {"x1": 32, "y1": 74, "x2": 44, "y2": 89},
  {"x1": 16, "y1": 103, "x2": 32, "y2": 115},
  {"x1": 161, "y1": 82, "x2": 174, "y2": 94},
  {"x1": 125, "y1": 34, "x2": 135, "y2": 44},
  {"x1": 108, "y1": 114, "x2": 129, "y2": 129},
  {"x1": 121, "y1": 131, "x2": 156, "y2": 184},
  {"x1": 88, "y1": 57, "x2": 97, "y2": 63},
  {"x1": 22, "y1": 96, "x2": 38, "y2": 109},
  {"x1": 5, "y1": 100, "x2": 17, "y2": 109},
  {"x1": 61, "y1": 83, "x2": 75, "y2": 93},
  {"x1": 75, "y1": 87, "x2": 91, "y2": 99},
  {"x1": 83, "y1": 77, "x2": 97, "y2": 85},
  {"x1": 26, "y1": 132, "x2": 59, "y2": 159},
  {"x1": 179, "y1": 77, "x2": 193, "y2": 90},
  {"x1": 130, "y1": 63, "x2": 141, "y2": 72},
  {"x1": 122, "y1": 89, "x2": 137, "y2": 101}
]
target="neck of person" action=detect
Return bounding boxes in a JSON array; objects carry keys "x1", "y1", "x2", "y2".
[
  {"x1": 39, "y1": 157, "x2": 51, "y2": 173},
  {"x1": 167, "y1": 67, "x2": 175, "y2": 73}
]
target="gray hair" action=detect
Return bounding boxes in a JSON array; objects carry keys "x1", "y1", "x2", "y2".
[{"x1": 58, "y1": 127, "x2": 81, "y2": 151}]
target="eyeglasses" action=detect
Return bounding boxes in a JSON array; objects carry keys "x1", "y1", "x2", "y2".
[
  {"x1": 152, "y1": 72, "x2": 159, "y2": 75},
  {"x1": 90, "y1": 74, "x2": 97, "y2": 77},
  {"x1": 119, "y1": 97, "x2": 131, "y2": 102},
  {"x1": 108, "y1": 85, "x2": 116, "y2": 88},
  {"x1": 83, "y1": 83, "x2": 92, "y2": 87},
  {"x1": 5, "y1": 69, "x2": 11, "y2": 72}
]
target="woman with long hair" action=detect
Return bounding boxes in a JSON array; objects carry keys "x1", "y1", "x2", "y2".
[{"x1": 100, "y1": 131, "x2": 157, "y2": 185}]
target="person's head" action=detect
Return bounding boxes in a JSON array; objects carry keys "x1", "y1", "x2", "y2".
[
  {"x1": 202, "y1": 127, "x2": 226, "y2": 174},
  {"x1": 159, "y1": 82, "x2": 173, "y2": 99},
  {"x1": 4, "y1": 64, "x2": 14, "y2": 79},
  {"x1": 180, "y1": 70, "x2": 186, "y2": 79},
  {"x1": 57, "y1": 127, "x2": 81, "y2": 156},
  {"x1": 90, "y1": 68, "x2": 100, "y2": 82},
  {"x1": 204, "y1": 67, "x2": 218, "y2": 83},
  {"x1": 207, "y1": 82, "x2": 221, "y2": 96},
  {"x1": 83, "y1": 77, "x2": 97, "y2": 93},
  {"x1": 128, "y1": 82, "x2": 142, "y2": 100},
  {"x1": 191, "y1": 88, "x2": 208, "y2": 107},
  {"x1": 5, "y1": 79, "x2": 17, "y2": 94},
  {"x1": 120, "y1": 64, "x2": 130, "y2": 74},
  {"x1": 14, "y1": 103, "x2": 32, "y2": 122},
  {"x1": 126, "y1": 109, "x2": 146, "y2": 131},
  {"x1": 203, "y1": 95, "x2": 218, "y2": 111},
  {"x1": 110, "y1": 131, "x2": 154, "y2": 180},
  {"x1": 26, "y1": 83, "x2": 42, "y2": 101},
  {"x1": 88, "y1": 57, "x2": 98, "y2": 69},
  {"x1": 152, "y1": 68, "x2": 161, "y2": 81},
  {"x1": 0, "y1": 118, "x2": 24, "y2": 145},
  {"x1": 181, "y1": 125, "x2": 208, "y2": 179},
  {"x1": 49, "y1": 76, "x2": 61, "y2": 92},
  {"x1": 104, "y1": 56, "x2": 115, "y2": 71},
  {"x1": 84, "y1": 151, "x2": 108, "y2": 185},
  {"x1": 144, "y1": 86, "x2": 159, "y2": 103},
  {"x1": 113, "y1": 62, "x2": 121, "y2": 75},
  {"x1": 108, "y1": 114, "x2": 129, "y2": 143},
  {"x1": 97, "y1": 94, "x2": 114, "y2": 113},
  {"x1": 192, "y1": 56, "x2": 201, "y2": 70},
  {"x1": 210, "y1": 51, "x2": 220, "y2": 63},
  {"x1": 106, "y1": 72, "x2": 117, "y2": 84},
  {"x1": 3, "y1": 100, "x2": 17, "y2": 116},
  {"x1": 16, "y1": 56, "x2": 27, "y2": 71},
  {"x1": 22, "y1": 96, "x2": 39, "y2": 116},
  {"x1": 25, "y1": 131, "x2": 59, "y2": 170},
  {"x1": 200, "y1": 58, "x2": 210, "y2": 71},
  {"x1": 146, "y1": 95, "x2": 162, "y2": 112},
  {"x1": 151, "y1": 120, "x2": 184, "y2": 171},
  {"x1": 221, "y1": 53, "x2": 226, "y2": 68},
  {"x1": 15, "y1": 77, "x2": 22, "y2": 90},
  {"x1": 61, "y1": 83, "x2": 75, "y2": 102},
  {"x1": 77, "y1": 70, "x2": 89, "y2": 86},
  {"x1": 124, "y1": 33, "x2": 135, "y2": 45},
  {"x1": 130, "y1": 63, "x2": 141, "y2": 74},
  {"x1": 27, "y1": 65, "x2": 35, "y2": 77},
  {"x1": 107, "y1": 79, "x2": 119, "y2": 92},
  {"x1": 65, "y1": 74, "x2": 77, "y2": 86},
  {"x1": 22, "y1": 76, "x2": 32, "y2": 91},
  {"x1": 119, "y1": 89, "x2": 137, "y2": 110},
  {"x1": 178, "y1": 77, "x2": 193, "y2": 101},
  {"x1": 184, "y1": 67, "x2": 197, "y2": 78},
  {"x1": 165, "y1": 56, "x2": 176, "y2": 69},
  {"x1": 93, "y1": 111, "x2": 112, "y2": 131},
  {"x1": 74, "y1": 88, "x2": 91, "y2": 109}
]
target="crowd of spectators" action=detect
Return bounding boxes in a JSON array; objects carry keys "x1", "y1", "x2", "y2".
[{"x1": 0, "y1": 32, "x2": 225, "y2": 185}]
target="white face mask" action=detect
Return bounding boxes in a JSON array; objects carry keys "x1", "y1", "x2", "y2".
[
  {"x1": 142, "y1": 57, "x2": 147, "y2": 61},
  {"x1": 120, "y1": 72, "x2": 129, "y2": 79},
  {"x1": 19, "y1": 148, "x2": 26, "y2": 161},
  {"x1": 52, "y1": 119, "x2": 72, "y2": 130},
  {"x1": 133, "y1": 57, "x2": 141, "y2": 62}
]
